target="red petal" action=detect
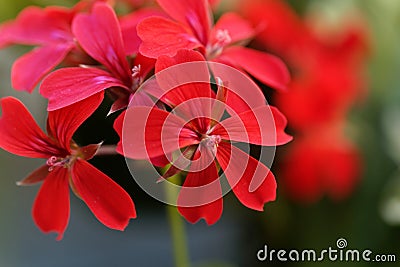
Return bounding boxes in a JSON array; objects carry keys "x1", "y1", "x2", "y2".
[
  {"x1": 47, "y1": 93, "x2": 104, "y2": 152},
  {"x1": 216, "y1": 142, "x2": 276, "y2": 211},
  {"x1": 177, "y1": 148, "x2": 223, "y2": 225},
  {"x1": 119, "y1": 106, "x2": 198, "y2": 160},
  {"x1": 0, "y1": 6, "x2": 74, "y2": 46},
  {"x1": 119, "y1": 8, "x2": 167, "y2": 55},
  {"x1": 211, "y1": 13, "x2": 255, "y2": 45},
  {"x1": 40, "y1": 67, "x2": 124, "y2": 111},
  {"x1": 11, "y1": 44, "x2": 73, "y2": 92},
  {"x1": 32, "y1": 167, "x2": 70, "y2": 240},
  {"x1": 157, "y1": 0, "x2": 211, "y2": 45},
  {"x1": 72, "y1": 3, "x2": 132, "y2": 85},
  {"x1": 238, "y1": 0, "x2": 306, "y2": 55},
  {"x1": 137, "y1": 17, "x2": 202, "y2": 58},
  {"x1": 212, "y1": 106, "x2": 292, "y2": 146},
  {"x1": 113, "y1": 111, "x2": 126, "y2": 156},
  {"x1": 208, "y1": 61, "x2": 266, "y2": 114},
  {"x1": 155, "y1": 49, "x2": 214, "y2": 108},
  {"x1": 218, "y1": 47, "x2": 290, "y2": 92},
  {"x1": 0, "y1": 97, "x2": 61, "y2": 158},
  {"x1": 71, "y1": 159, "x2": 136, "y2": 230},
  {"x1": 17, "y1": 165, "x2": 49, "y2": 186},
  {"x1": 114, "y1": 111, "x2": 169, "y2": 167}
]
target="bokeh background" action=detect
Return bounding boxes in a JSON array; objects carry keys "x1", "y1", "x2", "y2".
[{"x1": 0, "y1": 0, "x2": 399, "y2": 266}]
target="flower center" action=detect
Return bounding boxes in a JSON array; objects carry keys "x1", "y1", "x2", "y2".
[
  {"x1": 215, "y1": 29, "x2": 232, "y2": 46},
  {"x1": 201, "y1": 135, "x2": 222, "y2": 148},
  {"x1": 46, "y1": 155, "x2": 73, "y2": 171},
  {"x1": 207, "y1": 29, "x2": 232, "y2": 59},
  {"x1": 131, "y1": 64, "x2": 141, "y2": 91}
]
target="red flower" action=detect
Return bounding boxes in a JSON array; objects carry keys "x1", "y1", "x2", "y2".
[
  {"x1": 238, "y1": 0, "x2": 367, "y2": 202},
  {"x1": 239, "y1": 0, "x2": 368, "y2": 129},
  {"x1": 137, "y1": 0, "x2": 290, "y2": 91},
  {"x1": 280, "y1": 127, "x2": 362, "y2": 203},
  {"x1": 0, "y1": 5, "x2": 78, "y2": 92},
  {"x1": 115, "y1": 50, "x2": 292, "y2": 224},
  {"x1": 40, "y1": 3, "x2": 156, "y2": 112},
  {"x1": 0, "y1": 93, "x2": 136, "y2": 240}
]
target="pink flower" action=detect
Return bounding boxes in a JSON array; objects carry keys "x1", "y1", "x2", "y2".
[
  {"x1": 137, "y1": 0, "x2": 290, "y2": 91},
  {"x1": 115, "y1": 50, "x2": 292, "y2": 224},
  {"x1": 0, "y1": 93, "x2": 136, "y2": 240},
  {"x1": 40, "y1": 3, "x2": 156, "y2": 112}
]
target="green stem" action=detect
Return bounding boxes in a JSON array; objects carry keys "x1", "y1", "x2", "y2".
[{"x1": 165, "y1": 174, "x2": 191, "y2": 267}]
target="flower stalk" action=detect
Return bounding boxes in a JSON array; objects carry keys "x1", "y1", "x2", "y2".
[{"x1": 165, "y1": 174, "x2": 191, "y2": 267}]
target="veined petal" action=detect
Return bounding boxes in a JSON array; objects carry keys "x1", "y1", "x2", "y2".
[
  {"x1": 211, "y1": 13, "x2": 255, "y2": 45},
  {"x1": 71, "y1": 159, "x2": 136, "y2": 230},
  {"x1": 11, "y1": 44, "x2": 73, "y2": 93},
  {"x1": 119, "y1": 8, "x2": 166, "y2": 55},
  {"x1": 155, "y1": 50, "x2": 214, "y2": 109},
  {"x1": 218, "y1": 47, "x2": 290, "y2": 92},
  {"x1": 157, "y1": 0, "x2": 212, "y2": 45},
  {"x1": 0, "y1": 97, "x2": 61, "y2": 158},
  {"x1": 72, "y1": 3, "x2": 132, "y2": 85},
  {"x1": 137, "y1": 17, "x2": 202, "y2": 58},
  {"x1": 208, "y1": 61, "x2": 266, "y2": 115},
  {"x1": 212, "y1": 106, "x2": 292, "y2": 146},
  {"x1": 216, "y1": 142, "x2": 276, "y2": 211},
  {"x1": 40, "y1": 67, "x2": 124, "y2": 111},
  {"x1": 47, "y1": 93, "x2": 104, "y2": 152},
  {"x1": 32, "y1": 166, "x2": 70, "y2": 241},
  {"x1": 178, "y1": 148, "x2": 223, "y2": 225},
  {"x1": 113, "y1": 110, "x2": 169, "y2": 168},
  {"x1": 118, "y1": 106, "x2": 198, "y2": 160}
]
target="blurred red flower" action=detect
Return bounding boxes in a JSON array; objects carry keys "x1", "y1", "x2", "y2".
[
  {"x1": 280, "y1": 125, "x2": 362, "y2": 203},
  {"x1": 239, "y1": 0, "x2": 368, "y2": 202}
]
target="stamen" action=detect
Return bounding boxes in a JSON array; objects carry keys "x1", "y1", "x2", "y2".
[
  {"x1": 131, "y1": 65, "x2": 141, "y2": 79},
  {"x1": 46, "y1": 156, "x2": 71, "y2": 171},
  {"x1": 202, "y1": 135, "x2": 222, "y2": 148},
  {"x1": 215, "y1": 29, "x2": 232, "y2": 46},
  {"x1": 207, "y1": 29, "x2": 232, "y2": 58}
]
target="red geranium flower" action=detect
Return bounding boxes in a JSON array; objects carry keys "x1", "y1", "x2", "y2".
[
  {"x1": 0, "y1": 5, "x2": 78, "y2": 92},
  {"x1": 40, "y1": 3, "x2": 156, "y2": 112},
  {"x1": 137, "y1": 0, "x2": 290, "y2": 91},
  {"x1": 0, "y1": 93, "x2": 136, "y2": 240},
  {"x1": 280, "y1": 126, "x2": 362, "y2": 203},
  {"x1": 115, "y1": 50, "x2": 292, "y2": 224}
]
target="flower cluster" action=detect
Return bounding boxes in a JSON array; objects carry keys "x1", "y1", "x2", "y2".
[
  {"x1": 239, "y1": 0, "x2": 368, "y2": 202},
  {"x1": 0, "y1": 0, "x2": 292, "y2": 239}
]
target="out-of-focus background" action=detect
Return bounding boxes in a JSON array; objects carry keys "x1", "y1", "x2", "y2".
[{"x1": 0, "y1": 0, "x2": 399, "y2": 266}]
